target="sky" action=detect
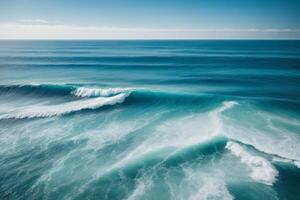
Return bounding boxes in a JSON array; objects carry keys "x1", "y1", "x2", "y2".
[{"x1": 0, "y1": 0, "x2": 300, "y2": 39}]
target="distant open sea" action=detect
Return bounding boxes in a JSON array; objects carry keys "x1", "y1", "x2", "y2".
[{"x1": 0, "y1": 40, "x2": 300, "y2": 200}]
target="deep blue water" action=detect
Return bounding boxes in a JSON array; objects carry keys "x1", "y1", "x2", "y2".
[{"x1": 0, "y1": 40, "x2": 300, "y2": 200}]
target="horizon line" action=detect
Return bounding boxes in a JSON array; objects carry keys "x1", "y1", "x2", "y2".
[
  {"x1": 1, "y1": 38, "x2": 300, "y2": 41},
  {"x1": 1, "y1": 22, "x2": 300, "y2": 40}
]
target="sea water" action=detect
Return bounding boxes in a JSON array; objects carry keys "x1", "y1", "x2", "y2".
[{"x1": 0, "y1": 40, "x2": 299, "y2": 200}]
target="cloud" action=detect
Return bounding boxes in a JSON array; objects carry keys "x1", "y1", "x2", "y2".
[
  {"x1": 0, "y1": 21, "x2": 299, "y2": 39},
  {"x1": 18, "y1": 19, "x2": 49, "y2": 24}
]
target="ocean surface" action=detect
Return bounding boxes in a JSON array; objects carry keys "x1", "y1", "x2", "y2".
[{"x1": 0, "y1": 40, "x2": 300, "y2": 200}]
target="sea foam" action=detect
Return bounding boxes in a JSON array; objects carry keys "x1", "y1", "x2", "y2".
[{"x1": 226, "y1": 141, "x2": 278, "y2": 185}]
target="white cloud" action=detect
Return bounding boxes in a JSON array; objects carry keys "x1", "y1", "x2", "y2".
[
  {"x1": 18, "y1": 19, "x2": 49, "y2": 24},
  {"x1": 0, "y1": 21, "x2": 299, "y2": 39}
]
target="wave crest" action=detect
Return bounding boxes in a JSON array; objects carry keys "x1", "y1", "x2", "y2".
[
  {"x1": 226, "y1": 141, "x2": 278, "y2": 185},
  {"x1": 72, "y1": 87, "x2": 130, "y2": 97}
]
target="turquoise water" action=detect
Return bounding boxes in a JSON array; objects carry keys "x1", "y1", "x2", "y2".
[{"x1": 0, "y1": 40, "x2": 300, "y2": 200}]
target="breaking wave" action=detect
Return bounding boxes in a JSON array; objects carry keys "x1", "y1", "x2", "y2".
[
  {"x1": 226, "y1": 141, "x2": 278, "y2": 185},
  {"x1": 0, "y1": 83, "x2": 223, "y2": 120},
  {"x1": 1, "y1": 83, "x2": 298, "y2": 195},
  {"x1": 0, "y1": 93, "x2": 129, "y2": 119},
  {"x1": 0, "y1": 84, "x2": 131, "y2": 98},
  {"x1": 72, "y1": 87, "x2": 131, "y2": 97}
]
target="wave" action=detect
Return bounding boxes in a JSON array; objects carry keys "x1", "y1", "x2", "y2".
[
  {"x1": 222, "y1": 104, "x2": 300, "y2": 171},
  {"x1": 0, "y1": 93, "x2": 129, "y2": 119},
  {"x1": 0, "y1": 83, "x2": 199, "y2": 99},
  {"x1": 0, "y1": 84, "x2": 132, "y2": 98},
  {"x1": 226, "y1": 141, "x2": 278, "y2": 185},
  {"x1": 86, "y1": 101, "x2": 236, "y2": 181},
  {"x1": 0, "y1": 83, "x2": 223, "y2": 108},
  {"x1": 0, "y1": 83, "x2": 224, "y2": 120}
]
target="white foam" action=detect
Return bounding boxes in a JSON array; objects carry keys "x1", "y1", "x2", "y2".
[
  {"x1": 223, "y1": 107, "x2": 300, "y2": 168},
  {"x1": 126, "y1": 179, "x2": 152, "y2": 200},
  {"x1": 226, "y1": 141, "x2": 278, "y2": 185},
  {"x1": 167, "y1": 166, "x2": 233, "y2": 200},
  {"x1": 187, "y1": 177, "x2": 233, "y2": 200},
  {"x1": 217, "y1": 101, "x2": 238, "y2": 113},
  {"x1": 156, "y1": 101, "x2": 237, "y2": 147},
  {"x1": 0, "y1": 93, "x2": 129, "y2": 119},
  {"x1": 187, "y1": 176, "x2": 233, "y2": 200},
  {"x1": 72, "y1": 87, "x2": 130, "y2": 97}
]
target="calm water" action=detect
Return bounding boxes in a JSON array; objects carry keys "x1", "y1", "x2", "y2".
[{"x1": 0, "y1": 40, "x2": 300, "y2": 200}]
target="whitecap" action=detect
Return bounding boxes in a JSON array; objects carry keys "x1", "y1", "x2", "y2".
[
  {"x1": 226, "y1": 141, "x2": 278, "y2": 185},
  {"x1": 223, "y1": 107, "x2": 300, "y2": 168},
  {"x1": 72, "y1": 87, "x2": 130, "y2": 97}
]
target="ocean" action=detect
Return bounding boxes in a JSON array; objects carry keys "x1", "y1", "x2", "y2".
[{"x1": 0, "y1": 40, "x2": 299, "y2": 200}]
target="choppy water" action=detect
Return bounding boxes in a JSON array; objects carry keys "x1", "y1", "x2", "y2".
[{"x1": 0, "y1": 40, "x2": 300, "y2": 200}]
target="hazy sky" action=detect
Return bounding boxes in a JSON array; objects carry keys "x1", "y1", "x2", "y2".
[{"x1": 1, "y1": 0, "x2": 300, "y2": 39}]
